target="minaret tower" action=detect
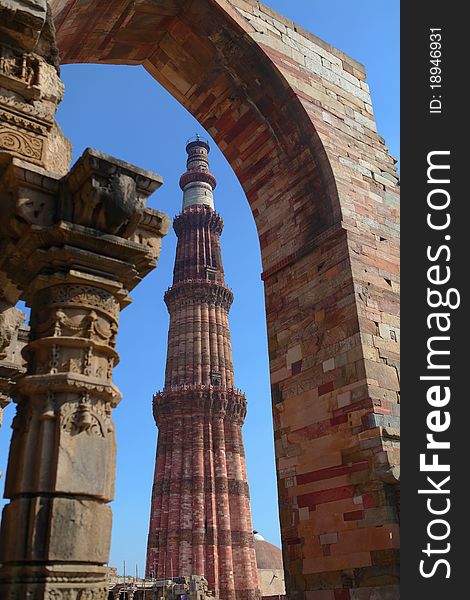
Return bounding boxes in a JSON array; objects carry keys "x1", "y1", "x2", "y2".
[{"x1": 146, "y1": 137, "x2": 260, "y2": 600}]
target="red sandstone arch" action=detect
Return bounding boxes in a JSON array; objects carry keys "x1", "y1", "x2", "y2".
[
  {"x1": 49, "y1": 1, "x2": 401, "y2": 598},
  {"x1": 52, "y1": 0, "x2": 341, "y2": 248}
]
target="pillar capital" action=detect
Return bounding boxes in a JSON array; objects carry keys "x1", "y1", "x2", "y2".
[{"x1": 0, "y1": 148, "x2": 169, "y2": 300}]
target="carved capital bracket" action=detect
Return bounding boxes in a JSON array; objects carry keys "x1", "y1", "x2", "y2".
[
  {"x1": 0, "y1": 149, "x2": 170, "y2": 296},
  {"x1": 0, "y1": 304, "x2": 28, "y2": 428},
  {"x1": 0, "y1": 146, "x2": 169, "y2": 598}
]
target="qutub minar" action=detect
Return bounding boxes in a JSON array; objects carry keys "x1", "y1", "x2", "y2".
[{"x1": 146, "y1": 137, "x2": 260, "y2": 600}]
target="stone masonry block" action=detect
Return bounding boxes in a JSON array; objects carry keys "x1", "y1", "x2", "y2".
[
  {"x1": 349, "y1": 585, "x2": 399, "y2": 600},
  {"x1": 319, "y1": 532, "x2": 338, "y2": 545},
  {"x1": 48, "y1": 497, "x2": 112, "y2": 563},
  {"x1": 55, "y1": 423, "x2": 117, "y2": 501}
]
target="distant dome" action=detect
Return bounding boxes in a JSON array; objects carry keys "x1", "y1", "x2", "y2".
[{"x1": 253, "y1": 531, "x2": 283, "y2": 570}]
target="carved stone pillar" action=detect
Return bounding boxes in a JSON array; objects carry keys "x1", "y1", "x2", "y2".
[
  {"x1": 0, "y1": 0, "x2": 71, "y2": 436},
  {"x1": 0, "y1": 3, "x2": 170, "y2": 598},
  {"x1": 0, "y1": 149, "x2": 170, "y2": 599}
]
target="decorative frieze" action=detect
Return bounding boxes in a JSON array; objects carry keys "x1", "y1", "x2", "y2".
[
  {"x1": 0, "y1": 124, "x2": 43, "y2": 159},
  {"x1": 164, "y1": 280, "x2": 233, "y2": 310},
  {"x1": 0, "y1": 41, "x2": 67, "y2": 169},
  {"x1": 0, "y1": 44, "x2": 40, "y2": 95},
  {"x1": 38, "y1": 287, "x2": 120, "y2": 322},
  {"x1": 153, "y1": 384, "x2": 246, "y2": 425}
]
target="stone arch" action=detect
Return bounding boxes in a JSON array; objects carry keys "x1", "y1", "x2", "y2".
[
  {"x1": 0, "y1": 1, "x2": 400, "y2": 599},
  {"x1": 52, "y1": 0, "x2": 343, "y2": 257}
]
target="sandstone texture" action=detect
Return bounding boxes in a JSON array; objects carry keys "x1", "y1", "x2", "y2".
[{"x1": 0, "y1": 1, "x2": 400, "y2": 598}]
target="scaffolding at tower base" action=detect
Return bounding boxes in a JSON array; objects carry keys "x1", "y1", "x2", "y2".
[{"x1": 108, "y1": 575, "x2": 219, "y2": 600}]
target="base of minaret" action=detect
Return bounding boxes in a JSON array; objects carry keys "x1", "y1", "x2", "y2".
[{"x1": 146, "y1": 385, "x2": 260, "y2": 600}]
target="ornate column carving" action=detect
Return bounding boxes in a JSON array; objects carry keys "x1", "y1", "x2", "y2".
[
  {"x1": 0, "y1": 0, "x2": 72, "y2": 175},
  {"x1": 0, "y1": 148, "x2": 170, "y2": 599},
  {"x1": 0, "y1": 303, "x2": 27, "y2": 441},
  {"x1": 0, "y1": 0, "x2": 71, "y2": 431}
]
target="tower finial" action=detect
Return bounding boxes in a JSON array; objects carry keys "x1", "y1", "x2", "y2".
[{"x1": 180, "y1": 136, "x2": 216, "y2": 210}]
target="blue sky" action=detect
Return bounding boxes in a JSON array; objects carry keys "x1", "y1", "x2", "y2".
[{"x1": 0, "y1": 1, "x2": 399, "y2": 577}]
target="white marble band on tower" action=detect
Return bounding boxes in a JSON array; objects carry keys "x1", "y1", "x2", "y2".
[{"x1": 179, "y1": 135, "x2": 217, "y2": 210}]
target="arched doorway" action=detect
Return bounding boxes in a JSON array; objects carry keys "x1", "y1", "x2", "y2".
[{"x1": 50, "y1": 60, "x2": 281, "y2": 583}]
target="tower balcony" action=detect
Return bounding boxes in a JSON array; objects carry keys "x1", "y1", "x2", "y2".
[
  {"x1": 153, "y1": 383, "x2": 247, "y2": 425},
  {"x1": 164, "y1": 279, "x2": 233, "y2": 310}
]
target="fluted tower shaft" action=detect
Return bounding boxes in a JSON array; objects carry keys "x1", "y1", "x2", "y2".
[{"x1": 146, "y1": 138, "x2": 260, "y2": 600}]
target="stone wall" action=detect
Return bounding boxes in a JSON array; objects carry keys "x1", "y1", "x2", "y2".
[{"x1": 227, "y1": 4, "x2": 400, "y2": 599}]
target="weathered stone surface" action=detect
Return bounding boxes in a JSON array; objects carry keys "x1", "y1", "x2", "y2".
[
  {"x1": 0, "y1": 145, "x2": 169, "y2": 598},
  {"x1": 0, "y1": 495, "x2": 112, "y2": 563},
  {"x1": 0, "y1": 0, "x2": 70, "y2": 173},
  {"x1": 0, "y1": 0, "x2": 49, "y2": 52},
  {"x1": 1, "y1": 1, "x2": 400, "y2": 598},
  {"x1": 350, "y1": 585, "x2": 400, "y2": 600},
  {"x1": 0, "y1": 305, "x2": 24, "y2": 361},
  {"x1": 0, "y1": 303, "x2": 27, "y2": 438}
]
